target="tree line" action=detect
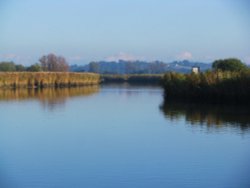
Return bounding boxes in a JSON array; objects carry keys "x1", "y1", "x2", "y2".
[
  {"x1": 162, "y1": 58, "x2": 250, "y2": 103},
  {"x1": 0, "y1": 53, "x2": 69, "y2": 72}
]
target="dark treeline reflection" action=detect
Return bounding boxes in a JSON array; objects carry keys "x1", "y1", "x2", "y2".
[
  {"x1": 0, "y1": 86, "x2": 99, "y2": 110},
  {"x1": 160, "y1": 100, "x2": 250, "y2": 132}
]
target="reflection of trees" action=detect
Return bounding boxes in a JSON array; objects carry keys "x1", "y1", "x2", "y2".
[
  {"x1": 160, "y1": 100, "x2": 250, "y2": 132},
  {"x1": 102, "y1": 83, "x2": 162, "y2": 97},
  {"x1": 0, "y1": 86, "x2": 99, "y2": 110}
]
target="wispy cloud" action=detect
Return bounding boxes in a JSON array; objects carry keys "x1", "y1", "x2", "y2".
[
  {"x1": 105, "y1": 52, "x2": 144, "y2": 62},
  {"x1": 177, "y1": 51, "x2": 193, "y2": 60}
]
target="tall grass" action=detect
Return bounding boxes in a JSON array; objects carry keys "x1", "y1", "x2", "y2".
[
  {"x1": 0, "y1": 72, "x2": 100, "y2": 88},
  {"x1": 162, "y1": 70, "x2": 250, "y2": 103}
]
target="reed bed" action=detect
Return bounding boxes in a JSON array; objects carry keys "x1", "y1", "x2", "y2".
[
  {"x1": 162, "y1": 70, "x2": 250, "y2": 103},
  {"x1": 0, "y1": 72, "x2": 100, "y2": 88}
]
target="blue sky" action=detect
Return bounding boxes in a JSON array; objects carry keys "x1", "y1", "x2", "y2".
[{"x1": 0, "y1": 0, "x2": 249, "y2": 65}]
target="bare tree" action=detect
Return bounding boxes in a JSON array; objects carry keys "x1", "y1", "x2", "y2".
[{"x1": 39, "y1": 53, "x2": 69, "y2": 72}]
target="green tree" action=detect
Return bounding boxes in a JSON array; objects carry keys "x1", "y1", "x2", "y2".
[
  {"x1": 26, "y1": 64, "x2": 42, "y2": 72},
  {"x1": 15, "y1": 64, "x2": 26, "y2": 71},
  {"x1": 0, "y1": 62, "x2": 16, "y2": 71},
  {"x1": 212, "y1": 58, "x2": 247, "y2": 72}
]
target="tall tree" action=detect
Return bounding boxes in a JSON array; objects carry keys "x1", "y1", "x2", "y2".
[
  {"x1": 39, "y1": 53, "x2": 69, "y2": 72},
  {"x1": 212, "y1": 58, "x2": 247, "y2": 72}
]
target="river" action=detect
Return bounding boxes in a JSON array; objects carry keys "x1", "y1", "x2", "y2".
[{"x1": 0, "y1": 84, "x2": 250, "y2": 188}]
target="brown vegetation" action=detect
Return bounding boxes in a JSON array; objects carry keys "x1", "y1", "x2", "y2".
[
  {"x1": 39, "y1": 53, "x2": 69, "y2": 72},
  {"x1": 0, "y1": 72, "x2": 100, "y2": 88}
]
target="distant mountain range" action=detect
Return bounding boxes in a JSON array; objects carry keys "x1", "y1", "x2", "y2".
[{"x1": 70, "y1": 60, "x2": 212, "y2": 74}]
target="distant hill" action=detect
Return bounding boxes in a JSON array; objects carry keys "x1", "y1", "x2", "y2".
[{"x1": 70, "y1": 60, "x2": 211, "y2": 74}]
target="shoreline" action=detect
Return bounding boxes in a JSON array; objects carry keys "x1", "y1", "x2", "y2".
[{"x1": 0, "y1": 72, "x2": 100, "y2": 89}]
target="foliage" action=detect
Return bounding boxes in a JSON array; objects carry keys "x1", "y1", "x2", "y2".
[
  {"x1": 39, "y1": 53, "x2": 69, "y2": 72},
  {"x1": 0, "y1": 62, "x2": 27, "y2": 72},
  {"x1": 26, "y1": 64, "x2": 42, "y2": 72},
  {"x1": 89, "y1": 62, "x2": 100, "y2": 73},
  {"x1": 212, "y1": 58, "x2": 248, "y2": 71},
  {"x1": 15, "y1": 64, "x2": 26, "y2": 71},
  {"x1": 0, "y1": 72, "x2": 100, "y2": 88},
  {"x1": 0, "y1": 62, "x2": 52, "y2": 72},
  {"x1": 162, "y1": 70, "x2": 250, "y2": 103},
  {"x1": 0, "y1": 62, "x2": 16, "y2": 72},
  {"x1": 73, "y1": 60, "x2": 211, "y2": 74}
]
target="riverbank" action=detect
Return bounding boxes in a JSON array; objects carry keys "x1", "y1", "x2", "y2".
[
  {"x1": 162, "y1": 71, "x2": 250, "y2": 103},
  {"x1": 0, "y1": 72, "x2": 100, "y2": 88},
  {"x1": 101, "y1": 74, "x2": 163, "y2": 84}
]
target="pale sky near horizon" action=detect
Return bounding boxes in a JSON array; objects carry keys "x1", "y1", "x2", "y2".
[{"x1": 0, "y1": 0, "x2": 249, "y2": 65}]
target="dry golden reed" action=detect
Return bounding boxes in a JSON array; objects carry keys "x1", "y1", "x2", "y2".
[{"x1": 0, "y1": 72, "x2": 100, "y2": 88}]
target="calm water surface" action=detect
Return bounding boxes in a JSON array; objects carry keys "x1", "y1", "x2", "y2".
[{"x1": 0, "y1": 84, "x2": 250, "y2": 188}]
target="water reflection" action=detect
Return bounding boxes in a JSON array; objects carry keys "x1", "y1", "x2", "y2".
[
  {"x1": 160, "y1": 100, "x2": 250, "y2": 133},
  {"x1": 0, "y1": 86, "x2": 99, "y2": 110},
  {"x1": 101, "y1": 83, "x2": 162, "y2": 97}
]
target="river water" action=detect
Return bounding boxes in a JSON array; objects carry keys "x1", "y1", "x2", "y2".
[{"x1": 0, "y1": 84, "x2": 250, "y2": 188}]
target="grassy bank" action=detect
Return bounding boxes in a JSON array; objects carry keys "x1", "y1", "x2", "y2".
[
  {"x1": 0, "y1": 72, "x2": 100, "y2": 88},
  {"x1": 162, "y1": 71, "x2": 250, "y2": 103},
  {"x1": 101, "y1": 74, "x2": 163, "y2": 84}
]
